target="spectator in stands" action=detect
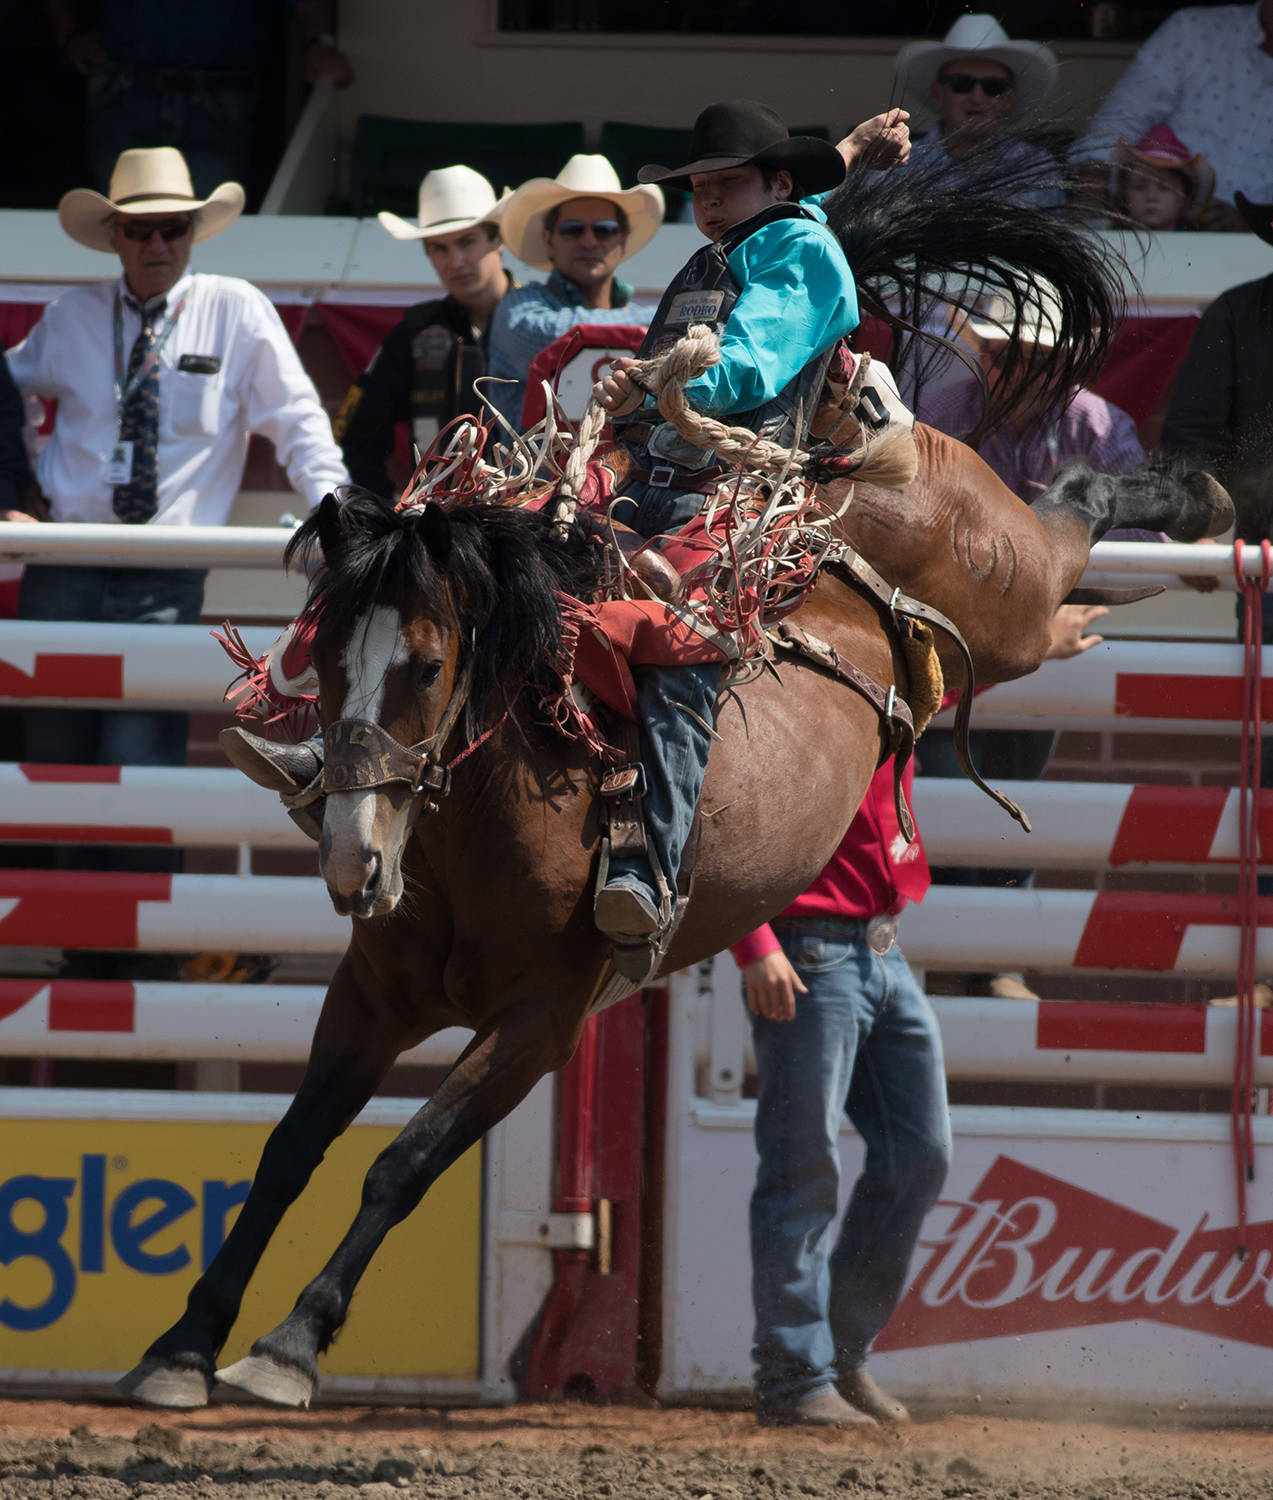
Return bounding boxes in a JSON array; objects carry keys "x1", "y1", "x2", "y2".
[
  {"x1": 3, "y1": 146, "x2": 346, "y2": 968},
  {"x1": 1163, "y1": 193, "x2": 1273, "y2": 542},
  {"x1": 334, "y1": 166, "x2": 513, "y2": 496},
  {"x1": 1165, "y1": 192, "x2": 1273, "y2": 867},
  {"x1": 1110, "y1": 127, "x2": 1215, "y2": 231},
  {"x1": 734, "y1": 757, "x2": 949, "y2": 1428},
  {"x1": 485, "y1": 155, "x2": 664, "y2": 430},
  {"x1": 893, "y1": 13, "x2": 1063, "y2": 211},
  {"x1": 47, "y1": 0, "x2": 354, "y2": 204},
  {"x1": 0, "y1": 350, "x2": 34, "y2": 527},
  {"x1": 1070, "y1": 2, "x2": 1273, "y2": 230},
  {"x1": 916, "y1": 287, "x2": 1140, "y2": 998}
]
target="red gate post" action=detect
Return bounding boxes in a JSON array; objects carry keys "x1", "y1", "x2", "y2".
[{"x1": 522, "y1": 991, "x2": 657, "y2": 1398}]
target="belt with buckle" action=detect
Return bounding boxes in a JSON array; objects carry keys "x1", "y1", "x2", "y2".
[{"x1": 630, "y1": 462, "x2": 728, "y2": 495}]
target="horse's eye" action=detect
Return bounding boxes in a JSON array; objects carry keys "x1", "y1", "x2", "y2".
[{"x1": 417, "y1": 660, "x2": 443, "y2": 690}]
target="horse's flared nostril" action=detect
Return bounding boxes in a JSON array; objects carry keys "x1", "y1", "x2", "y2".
[{"x1": 363, "y1": 849, "x2": 382, "y2": 893}]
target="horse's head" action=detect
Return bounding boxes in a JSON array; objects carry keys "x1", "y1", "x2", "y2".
[
  {"x1": 291, "y1": 487, "x2": 606, "y2": 921},
  {"x1": 300, "y1": 492, "x2": 468, "y2": 918}
]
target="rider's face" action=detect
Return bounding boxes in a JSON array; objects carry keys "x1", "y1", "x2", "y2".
[{"x1": 690, "y1": 165, "x2": 793, "y2": 242}]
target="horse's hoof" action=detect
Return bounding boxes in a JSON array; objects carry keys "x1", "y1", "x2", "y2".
[
  {"x1": 116, "y1": 1357, "x2": 212, "y2": 1409},
  {"x1": 1182, "y1": 472, "x2": 1236, "y2": 541},
  {"x1": 215, "y1": 1353, "x2": 314, "y2": 1408}
]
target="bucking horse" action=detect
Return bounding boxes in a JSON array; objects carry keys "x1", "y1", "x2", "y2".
[{"x1": 118, "y1": 151, "x2": 1232, "y2": 1408}]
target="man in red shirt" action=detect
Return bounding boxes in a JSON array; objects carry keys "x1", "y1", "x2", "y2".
[{"x1": 733, "y1": 757, "x2": 948, "y2": 1427}]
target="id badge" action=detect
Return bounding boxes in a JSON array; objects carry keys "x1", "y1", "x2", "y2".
[{"x1": 104, "y1": 440, "x2": 134, "y2": 485}]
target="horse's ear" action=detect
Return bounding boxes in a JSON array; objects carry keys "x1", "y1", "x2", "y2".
[
  {"x1": 419, "y1": 502, "x2": 452, "y2": 566},
  {"x1": 315, "y1": 492, "x2": 346, "y2": 564}
]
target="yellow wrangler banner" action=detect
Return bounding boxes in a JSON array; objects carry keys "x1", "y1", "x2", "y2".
[{"x1": 0, "y1": 1116, "x2": 481, "y2": 1379}]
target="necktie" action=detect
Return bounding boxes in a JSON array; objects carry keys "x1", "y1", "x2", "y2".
[{"x1": 113, "y1": 297, "x2": 164, "y2": 524}]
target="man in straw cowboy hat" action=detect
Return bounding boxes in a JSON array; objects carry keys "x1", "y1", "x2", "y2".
[
  {"x1": 589, "y1": 98, "x2": 908, "y2": 981},
  {"x1": 4, "y1": 146, "x2": 346, "y2": 923},
  {"x1": 485, "y1": 154, "x2": 665, "y2": 430},
  {"x1": 334, "y1": 165, "x2": 514, "y2": 495},
  {"x1": 893, "y1": 14, "x2": 1062, "y2": 210}
]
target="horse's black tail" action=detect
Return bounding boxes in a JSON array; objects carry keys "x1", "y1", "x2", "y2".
[{"x1": 823, "y1": 140, "x2": 1129, "y2": 437}]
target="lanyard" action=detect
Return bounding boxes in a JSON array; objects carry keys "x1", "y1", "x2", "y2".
[{"x1": 113, "y1": 287, "x2": 187, "y2": 410}]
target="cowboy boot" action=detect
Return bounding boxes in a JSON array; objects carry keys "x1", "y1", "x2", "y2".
[{"x1": 219, "y1": 727, "x2": 325, "y2": 842}]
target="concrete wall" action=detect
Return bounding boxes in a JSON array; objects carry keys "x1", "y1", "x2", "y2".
[{"x1": 333, "y1": 1, "x2": 1138, "y2": 150}]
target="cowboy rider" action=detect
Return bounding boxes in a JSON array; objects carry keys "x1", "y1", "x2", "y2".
[
  {"x1": 588, "y1": 99, "x2": 908, "y2": 980},
  {"x1": 219, "y1": 101, "x2": 909, "y2": 985}
]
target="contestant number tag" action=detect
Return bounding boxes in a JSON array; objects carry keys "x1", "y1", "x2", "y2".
[{"x1": 104, "y1": 440, "x2": 134, "y2": 485}]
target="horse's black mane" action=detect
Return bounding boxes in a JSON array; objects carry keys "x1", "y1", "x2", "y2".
[
  {"x1": 287, "y1": 489, "x2": 607, "y2": 737},
  {"x1": 824, "y1": 137, "x2": 1129, "y2": 439}
]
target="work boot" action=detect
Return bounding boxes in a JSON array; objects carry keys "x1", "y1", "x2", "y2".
[
  {"x1": 220, "y1": 727, "x2": 324, "y2": 842},
  {"x1": 837, "y1": 1368, "x2": 910, "y2": 1424},
  {"x1": 757, "y1": 1388, "x2": 876, "y2": 1428},
  {"x1": 594, "y1": 872, "x2": 667, "y2": 984}
]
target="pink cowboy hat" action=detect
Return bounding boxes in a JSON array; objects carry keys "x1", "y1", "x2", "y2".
[{"x1": 1110, "y1": 125, "x2": 1215, "y2": 227}]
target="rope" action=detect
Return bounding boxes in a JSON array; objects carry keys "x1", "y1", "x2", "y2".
[
  {"x1": 1232, "y1": 536, "x2": 1271, "y2": 1258},
  {"x1": 625, "y1": 324, "x2": 809, "y2": 473}
]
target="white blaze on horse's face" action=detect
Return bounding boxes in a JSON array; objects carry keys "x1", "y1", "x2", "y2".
[{"x1": 321, "y1": 604, "x2": 414, "y2": 917}]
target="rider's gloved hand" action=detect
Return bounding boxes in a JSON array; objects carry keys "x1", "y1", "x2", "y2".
[{"x1": 592, "y1": 357, "x2": 647, "y2": 417}]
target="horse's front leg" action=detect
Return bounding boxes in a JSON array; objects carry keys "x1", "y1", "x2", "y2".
[
  {"x1": 214, "y1": 986, "x2": 589, "y2": 1407},
  {"x1": 117, "y1": 950, "x2": 407, "y2": 1408}
]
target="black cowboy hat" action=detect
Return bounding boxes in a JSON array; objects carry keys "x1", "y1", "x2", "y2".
[
  {"x1": 637, "y1": 100, "x2": 846, "y2": 195},
  {"x1": 1236, "y1": 191, "x2": 1273, "y2": 248}
]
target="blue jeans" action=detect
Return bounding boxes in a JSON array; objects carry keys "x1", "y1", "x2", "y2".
[
  {"x1": 747, "y1": 918, "x2": 951, "y2": 1414},
  {"x1": 19, "y1": 564, "x2": 206, "y2": 874},
  {"x1": 608, "y1": 464, "x2": 721, "y2": 898}
]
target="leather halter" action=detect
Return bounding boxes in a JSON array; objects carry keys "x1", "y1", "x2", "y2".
[{"x1": 316, "y1": 656, "x2": 476, "y2": 822}]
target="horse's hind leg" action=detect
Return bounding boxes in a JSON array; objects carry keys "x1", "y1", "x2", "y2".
[
  {"x1": 214, "y1": 994, "x2": 583, "y2": 1408},
  {"x1": 1032, "y1": 459, "x2": 1234, "y2": 545},
  {"x1": 117, "y1": 953, "x2": 404, "y2": 1408}
]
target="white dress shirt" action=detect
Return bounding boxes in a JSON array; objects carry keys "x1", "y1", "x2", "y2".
[
  {"x1": 1070, "y1": 3, "x2": 1273, "y2": 205},
  {"x1": 6, "y1": 270, "x2": 348, "y2": 526}
]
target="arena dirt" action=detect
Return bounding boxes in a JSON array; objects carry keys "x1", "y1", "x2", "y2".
[{"x1": 0, "y1": 1398, "x2": 1270, "y2": 1499}]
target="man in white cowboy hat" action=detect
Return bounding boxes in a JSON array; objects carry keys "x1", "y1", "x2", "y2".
[
  {"x1": 485, "y1": 154, "x2": 665, "y2": 430},
  {"x1": 334, "y1": 165, "x2": 514, "y2": 495},
  {"x1": 894, "y1": 13, "x2": 1063, "y2": 210},
  {"x1": 3, "y1": 145, "x2": 346, "y2": 940}
]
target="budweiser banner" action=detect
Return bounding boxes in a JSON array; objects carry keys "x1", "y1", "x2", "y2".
[{"x1": 660, "y1": 1096, "x2": 1273, "y2": 1412}]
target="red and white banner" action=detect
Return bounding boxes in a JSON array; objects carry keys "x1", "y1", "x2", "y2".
[
  {"x1": 907, "y1": 886, "x2": 1273, "y2": 974},
  {"x1": 0, "y1": 764, "x2": 305, "y2": 848},
  {"x1": 936, "y1": 641, "x2": 1266, "y2": 734},
  {"x1": 0, "y1": 978, "x2": 469, "y2": 1065},
  {"x1": 0, "y1": 871, "x2": 344, "y2": 953},
  {"x1": 915, "y1": 780, "x2": 1273, "y2": 869},
  {"x1": 0, "y1": 620, "x2": 275, "y2": 710}
]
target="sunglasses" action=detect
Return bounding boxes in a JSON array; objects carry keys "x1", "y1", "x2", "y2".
[
  {"x1": 939, "y1": 73, "x2": 1013, "y2": 97},
  {"x1": 117, "y1": 218, "x2": 195, "y2": 243},
  {"x1": 553, "y1": 219, "x2": 624, "y2": 241}
]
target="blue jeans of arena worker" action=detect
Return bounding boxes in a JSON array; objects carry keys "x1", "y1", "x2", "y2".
[
  {"x1": 605, "y1": 468, "x2": 721, "y2": 903},
  {"x1": 747, "y1": 918, "x2": 951, "y2": 1417},
  {"x1": 19, "y1": 564, "x2": 207, "y2": 874}
]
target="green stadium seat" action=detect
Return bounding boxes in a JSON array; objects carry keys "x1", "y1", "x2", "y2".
[{"x1": 348, "y1": 116, "x2": 587, "y2": 218}]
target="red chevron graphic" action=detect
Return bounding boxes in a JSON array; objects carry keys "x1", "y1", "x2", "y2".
[{"x1": 877, "y1": 1155, "x2": 1273, "y2": 1351}]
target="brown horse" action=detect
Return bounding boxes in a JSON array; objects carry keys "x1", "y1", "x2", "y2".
[
  {"x1": 118, "y1": 145, "x2": 1234, "y2": 1408},
  {"x1": 116, "y1": 435, "x2": 1230, "y2": 1410}
]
